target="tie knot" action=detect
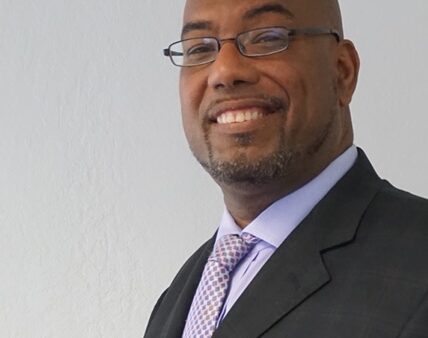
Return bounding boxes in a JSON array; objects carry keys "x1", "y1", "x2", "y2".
[{"x1": 209, "y1": 233, "x2": 259, "y2": 272}]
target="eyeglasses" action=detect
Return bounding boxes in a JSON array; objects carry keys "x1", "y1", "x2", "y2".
[{"x1": 163, "y1": 26, "x2": 341, "y2": 67}]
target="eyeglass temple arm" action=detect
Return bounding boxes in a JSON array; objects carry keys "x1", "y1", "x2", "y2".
[
  {"x1": 289, "y1": 28, "x2": 342, "y2": 42},
  {"x1": 163, "y1": 49, "x2": 183, "y2": 57}
]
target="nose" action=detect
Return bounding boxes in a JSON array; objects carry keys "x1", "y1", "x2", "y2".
[{"x1": 207, "y1": 42, "x2": 259, "y2": 90}]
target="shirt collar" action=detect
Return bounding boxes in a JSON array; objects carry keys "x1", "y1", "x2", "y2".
[{"x1": 216, "y1": 145, "x2": 358, "y2": 248}]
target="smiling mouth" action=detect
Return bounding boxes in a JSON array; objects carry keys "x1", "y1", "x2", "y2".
[
  {"x1": 207, "y1": 96, "x2": 287, "y2": 126},
  {"x1": 216, "y1": 108, "x2": 269, "y2": 125}
]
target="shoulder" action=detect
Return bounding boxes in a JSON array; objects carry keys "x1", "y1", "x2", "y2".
[
  {"x1": 171, "y1": 236, "x2": 214, "y2": 280},
  {"x1": 357, "y1": 180, "x2": 428, "y2": 273},
  {"x1": 160, "y1": 235, "x2": 215, "y2": 298},
  {"x1": 365, "y1": 180, "x2": 428, "y2": 232},
  {"x1": 144, "y1": 236, "x2": 215, "y2": 337}
]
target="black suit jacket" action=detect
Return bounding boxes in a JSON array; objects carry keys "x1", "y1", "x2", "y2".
[{"x1": 145, "y1": 150, "x2": 428, "y2": 337}]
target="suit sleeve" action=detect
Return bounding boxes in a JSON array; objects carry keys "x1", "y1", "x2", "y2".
[
  {"x1": 397, "y1": 289, "x2": 428, "y2": 338},
  {"x1": 145, "y1": 288, "x2": 169, "y2": 333}
]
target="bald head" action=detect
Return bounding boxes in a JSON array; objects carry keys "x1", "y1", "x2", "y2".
[
  {"x1": 183, "y1": 0, "x2": 344, "y2": 38},
  {"x1": 309, "y1": 0, "x2": 344, "y2": 38}
]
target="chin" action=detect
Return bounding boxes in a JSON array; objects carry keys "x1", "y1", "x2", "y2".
[{"x1": 198, "y1": 145, "x2": 297, "y2": 186}]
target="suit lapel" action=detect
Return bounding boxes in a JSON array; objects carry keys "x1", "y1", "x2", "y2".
[{"x1": 213, "y1": 149, "x2": 385, "y2": 338}]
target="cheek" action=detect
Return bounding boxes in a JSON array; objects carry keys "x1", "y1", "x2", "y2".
[
  {"x1": 181, "y1": 108, "x2": 208, "y2": 161},
  {"x1": 179, "y1": 72, "x2": 209, "y2": 158},
  {"x1": 281, "y1": 63, "x2": 336, "y2": 127},
  {"x1": 179, "y1": 71, "x2": 207, "y2": 129},
  {"x1": 268, "y1": 69, "x2": 309, "y2": 137},
  {"x1": 179, "y1": 69, "x2": 206, "y2": 108}
]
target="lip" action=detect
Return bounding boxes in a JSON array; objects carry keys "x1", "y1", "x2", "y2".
[
  {"x1": 205, "y1": 97, "x2": 285, "y2": 123},
  {"x1": 210, "y1": 111, "x2": 280, "y2": 135}
]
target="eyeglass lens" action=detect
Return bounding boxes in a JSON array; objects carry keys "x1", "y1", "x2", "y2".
[{"x1": 169, "y1": 27, "x2": 291, "y2": 66}]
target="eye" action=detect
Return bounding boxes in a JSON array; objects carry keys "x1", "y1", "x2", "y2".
[
  {"x1": 250, "y1": 30, "x2": 286, "y2": 44},
  {"x1": 185, "y1": 43, "x2": 216, "y2": 56}
]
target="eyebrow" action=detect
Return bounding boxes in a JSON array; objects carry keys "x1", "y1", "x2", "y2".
[
  {"x1": 181, "y1": 21, "x2": 213, "y2": 38},
  {"x1": 181, "y1": 2, "x2": 295, "y2": 38},
  {"x1": 243, "y1": 3, "x2": 295, "y2": 20}
]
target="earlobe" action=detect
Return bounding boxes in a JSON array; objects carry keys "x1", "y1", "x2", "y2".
[{"x1": 337, "y1": 40, "x2": 360, "y2": 107}]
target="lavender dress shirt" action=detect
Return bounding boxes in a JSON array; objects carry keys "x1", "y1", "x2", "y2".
[{"x1": 214, "y1": 145, "x2": 358, "y2": 325}]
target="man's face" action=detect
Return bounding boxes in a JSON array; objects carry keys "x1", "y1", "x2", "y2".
[{"x1": 179, "y1": 0, "x2": 354, "y2": 187}]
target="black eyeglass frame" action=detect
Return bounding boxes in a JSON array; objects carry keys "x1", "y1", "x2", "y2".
[{"x1": 163, "y1": 26, "x2": 341, "y2": 67}]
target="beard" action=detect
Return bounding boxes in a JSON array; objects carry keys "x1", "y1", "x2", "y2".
[
  {"x1": 195, "y1": 115, "x2": 336, "y2": 186},
  {"x1": 194, "y1": 96, "x2": 297, "y2": 186},
  {"x1": 198, "y1": 128, "x2": 298, "y2": 185},
  {"x1": 190, "y1": 93, "x2": 338, "y2": 186}
]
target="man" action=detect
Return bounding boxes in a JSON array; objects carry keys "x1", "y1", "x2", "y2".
[{"x1": 145, "y1": 0, "x2": 428, "y2": 337}]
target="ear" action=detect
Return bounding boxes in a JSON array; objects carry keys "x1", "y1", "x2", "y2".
[{"x1": 336, "y1": 40, "x2": 360, "y2": 107}]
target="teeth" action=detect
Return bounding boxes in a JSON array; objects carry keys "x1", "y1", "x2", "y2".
[
  {"x1": 216, "y1": 109, "x2": 265, "y2": 124},
  {"x1": 236, "y1": 112, "x2": 245, "y2": 123}
]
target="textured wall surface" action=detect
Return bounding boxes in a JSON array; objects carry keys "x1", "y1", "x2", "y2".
[{"x1": 0, "y1": 1, "x2": 427, "y2": 337}]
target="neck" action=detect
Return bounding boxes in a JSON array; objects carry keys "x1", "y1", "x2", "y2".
[
  {"x1": 219, "y1": 143, "x2": 353, "y2": 228},
  {"x1": 222, "y1": 184, "x2": 290, "y2": 228},
  {"x1": 220, "y1": 170, "x2": 314, "y2": 228}
]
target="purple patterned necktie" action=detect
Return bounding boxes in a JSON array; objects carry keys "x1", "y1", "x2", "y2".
[{"x1": 182, "y1": 233, "x2": 259, "y2": 338}]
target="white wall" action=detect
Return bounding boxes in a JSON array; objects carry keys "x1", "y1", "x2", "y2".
[{"x1": 0, "y1": 1, "x2": 427, "y2": 337}]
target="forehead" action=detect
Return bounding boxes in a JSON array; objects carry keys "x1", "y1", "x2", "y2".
[
  {"x1": 182, "y1": 0, "x2": 320, "y2": 33},
  {"x1": 183, "y1": 0, "x2": 293, "y2": 23}
]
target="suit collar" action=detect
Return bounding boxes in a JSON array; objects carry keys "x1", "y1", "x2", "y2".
[
  {"x1": 213, "y1": 149, "x2": 384, "y2": 337},
  {"x1": 216, "y1": 146, "x2": 359, "y2": 249}
]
